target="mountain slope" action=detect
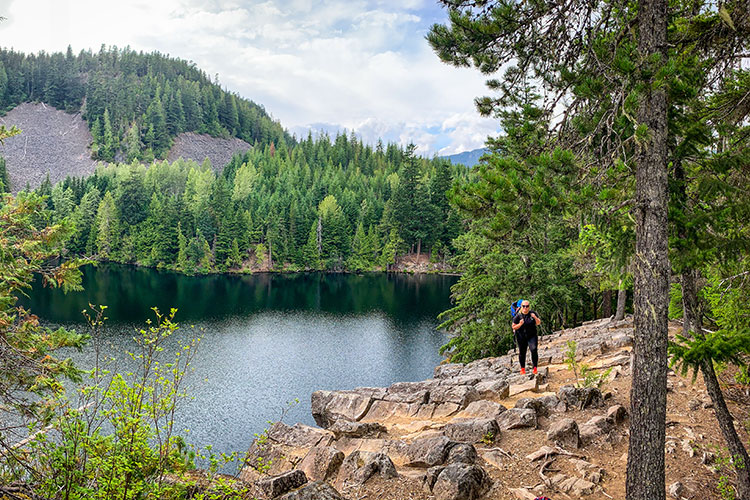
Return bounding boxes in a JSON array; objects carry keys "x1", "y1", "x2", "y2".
[
  {"x1": 0, "y1": 46, "x2": 290, "y2": 164},
  {"x1": 0, "y1": 103, "x2": 255, "y2": 191},
  {"x1": 0, "y1": 103, "x2": 94, "y2": 190}
]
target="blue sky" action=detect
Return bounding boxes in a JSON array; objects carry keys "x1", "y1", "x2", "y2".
[{"x1": 0, "y1": 0, "x2": 501, "y2": 156}]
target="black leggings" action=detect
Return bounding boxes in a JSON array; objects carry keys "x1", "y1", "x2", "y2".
[{"x1": 518, "y1": 334, "x2": 538, "y2": 369}]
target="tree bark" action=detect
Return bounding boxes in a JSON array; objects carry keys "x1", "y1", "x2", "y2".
[
  {"x1": 626, "y1": 0, "x2": 670, "y2": 498},
  {"x1": 683, "y1": 269, "x2": 750, "y2": 499},
  {"x1": 603, "y1": 289, "x2": 613, "y2": 318},
  {"x1": 615, "y1": 285, "x2": 627, "y2": 321},
  {"x1": 702, "y1": 358, "x2": 750, "y2": 500}
]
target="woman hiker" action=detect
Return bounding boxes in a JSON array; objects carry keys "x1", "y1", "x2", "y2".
[{"x1": 512, "y1": 300, "x2": 541, "y2": 375}]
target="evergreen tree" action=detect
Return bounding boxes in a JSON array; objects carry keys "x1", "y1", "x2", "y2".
[
  {"x1": 100, "y1": 108, "x2": 116, "y2": 162},
  {"x1": 124, "y1": 121, "x2": 141, "y2": 162},
  {"x1": 0, "y1": 156, "x2": 10, "y2": 193},
  {"x1": 69, "y1": 187, "x2": 101, "y2": 254},
  {"x1": 144, "y1": 95, "x2": 169, "y2": 158},
  {"x1": 95, "y1": 191, "x2": 118, "y2": 258}
]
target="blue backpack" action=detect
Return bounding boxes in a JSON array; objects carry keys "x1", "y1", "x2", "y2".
[{"x1": 510, "y1": 299, "x2": 524, "y2": 319}]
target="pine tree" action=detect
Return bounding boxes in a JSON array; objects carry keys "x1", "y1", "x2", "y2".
[
  {"x1": 145, "y1": 96, "x2": 170, "y2": 158},
  {"x1": 95, "y1": 191, "x2": 118, "y2": 258},
  {"x1": 124, "y1": 121, "x2": 141, "y2": 163},
  {"x1": 176, "y1": 222, "x2": 189, "y2": 272},
  {"x1": 227, "y1": 238, "x2": 242, "y2": 269},
  {"x1": 0, "y1": 156, "x2": 10, "y2": 193},
  {"x1": 100, "y1": 108, "x2": 117, "y2": 162}
]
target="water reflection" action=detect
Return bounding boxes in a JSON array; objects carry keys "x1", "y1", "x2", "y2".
[{"x1": 23, "y1": 264, "x2": 457, "y2": 468}]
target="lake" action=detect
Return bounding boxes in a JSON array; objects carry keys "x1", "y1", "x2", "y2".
[{"x1": 23, "y1": 264, "x2": 457, "y2": 466}]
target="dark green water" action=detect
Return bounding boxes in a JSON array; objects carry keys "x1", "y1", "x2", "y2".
[{"x1": 23, "y1": 264, "x2": 457, "y2": 465}]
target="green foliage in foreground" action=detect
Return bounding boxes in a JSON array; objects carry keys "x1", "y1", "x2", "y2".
[
  {"x1": 2, "y1": 305, "x2": 251, "y2": 499},
  {"x1": 0, "y1": 192, "x2": 88, "y2": 457}
]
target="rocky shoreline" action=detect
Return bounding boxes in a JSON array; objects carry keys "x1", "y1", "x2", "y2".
[{"x1": 227, "y1": 317, "x2": 638, "y2": 500}]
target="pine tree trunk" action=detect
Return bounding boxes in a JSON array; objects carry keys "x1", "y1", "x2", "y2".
[
  {"x1": 416, "y1": 238, "x2": 421, "y2": 261},
  {"x1": 615, "y1": 286, "x2": 627, "y2": 321},
  {"x1": 626, "y1": 0, "x2": 670, "y2": 497},
  {"x1": 603, "y1": 289, "x2": 613, "y2": 318},
  {"x1": 702, "y1": 359, "x2": 750, "y2": 500},
  {"x1": 683, "y1": 270, "x2": 750, "y2": 499},
  {"x1": 681, "y1": 269, "x2": 699, "y2": 336}
]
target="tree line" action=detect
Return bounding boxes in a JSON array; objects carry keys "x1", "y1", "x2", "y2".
[
  {"x1": 0, "y1": 46, "x2": 290, "y2": 161},
  {"x1": 25, "y1": 133, "x2": 464, "y2": 273}
]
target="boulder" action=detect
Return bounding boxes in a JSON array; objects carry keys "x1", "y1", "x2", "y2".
[
  {"x1": 496, "y1": 408, "x2": 537, "y2": 430},
  {"x1": 446, "y1": 443, "x2": 478, "y2": 465},
  {"x1": 668, "y1": 481, "x2": 685, "y2": 499},
  {"x1": 431, "y1": 463, "x2": 492, "y2": 500},
  {"x1": 424, "y1": 466, "x2": 445, "y2": 493},
  {"x1": 515, "y1": 397, "x2": 551, "y2": 417},
  {"x1": 338, "y1": 451, "x2": 398, "y2": 485},
  {"x1": 385, "y1": 381, "x2": 434, "y2": 403},
  {"x1": 557, "y1": 385, "x2": 603, "y2": 410},
  {"x1": 550, "y1": 474, "x2": 596, "y2": 496},
  {"x1": 405, "y1": 435, "x2": 457, "y2": 467},
  {"x1": 276, "y1": 481, "x2": 347, "y2": 500},
  {"x1": 328, "y1": 421, "x2": 386, "y2": 439},
  {"x1": 508, "y1": 377, "x2": 539, "y2": 397},
  {"x1": 606, "y1": 404, "x2": 628, "y2": 424},
  {"x1": 429, "y1": 385, "x2": 481, "y2": 408},
  {"x1": 546, "y1": 418, "x2": 580, "y2": 449},
  {"x1": 435, "y1": 364, "x2": 464, "y2": 379},
  {"x1": 311, "y1": 390, "x2": 373, "y2": 428},
  {"x1": 433, "y1": 402, "x2": 462, "y2": 419},
  {"x1": 363, "y1": 400, "x2": 413, "y2": 420},
  {"x1": 267, "y1": 422, "x2": 334, "y2": 449},
  {"x1": 579, "y1": 415, "x2": 615, "y2": 446},
  {"x1": 443, "y1": 418, "x2": 499, "y2": 444},
  {"x1": 457, "y1": 400, "x2": 507, "y2": 420},
  {"x1": 474, "y1": 379, "x2": 510, "y2": 399},
  {"x1": 570, "y1": 458, "x2": 604, "y2": 483},
  {"x1": 257, "y1": 470, "x2": 308, "y2": 499},
  {"x1": 297, "y1": 446, "x2": 344, "y2": 482},
  {"x1": 537, "y1": 394, "x2": 567, "y2": 413}
]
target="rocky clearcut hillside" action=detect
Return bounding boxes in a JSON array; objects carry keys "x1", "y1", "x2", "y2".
[
  {"x1": 0, "y1": 102, "x2": 95, "y2": 191},
  {"x1": 0, "y1": 103, "x2": 252, "y2": 191},
  {"x1": 177, "y1": 317, "x2": 739, "y2": 500}
]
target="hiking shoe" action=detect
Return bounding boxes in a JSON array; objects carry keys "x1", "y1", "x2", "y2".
[
  {"x1": 520, "y1": 367, "x2": 526, "y2": 375},
  {"x1": 533, "y1": 366, "x2": 538, "y2": 375}
]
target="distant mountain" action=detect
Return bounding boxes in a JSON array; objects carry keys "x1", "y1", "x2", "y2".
[{"x1": 441, "y1": 147, "x2": 488, "y2": 167}]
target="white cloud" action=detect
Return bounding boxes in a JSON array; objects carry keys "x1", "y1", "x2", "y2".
[{"x1": 0, "y1": 0, "x2": 501, "y2": 155}]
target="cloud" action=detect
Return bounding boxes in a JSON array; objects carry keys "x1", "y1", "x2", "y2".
[{"x1": 0, "y1": 0, "x2": 501, "y2": 155}]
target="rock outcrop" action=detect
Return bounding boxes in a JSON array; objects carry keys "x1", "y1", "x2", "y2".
[{"x1": 240, "y1": 316, "x2": 637, "y2": 499}]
